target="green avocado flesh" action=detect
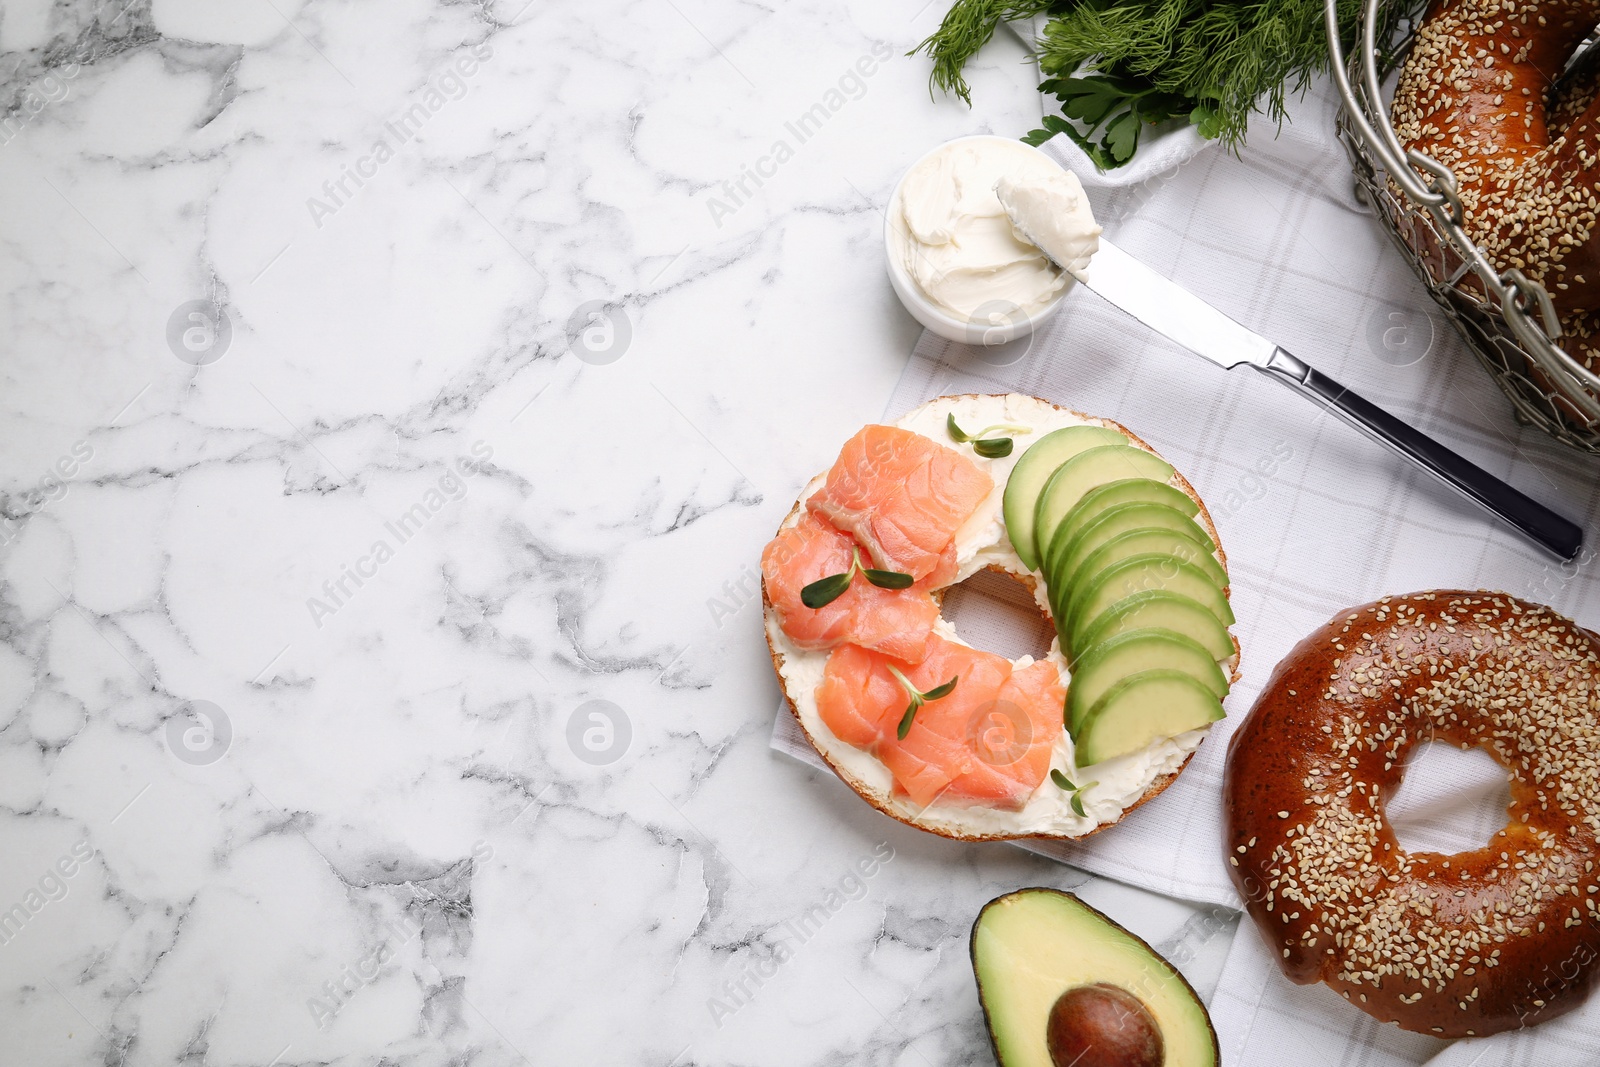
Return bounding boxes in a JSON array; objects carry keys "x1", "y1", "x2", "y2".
[
  {"x1": 1003, "y1": 426, "x2": 1128, "y2": 571},
  {"x1": 1044, "y1": 501, "x2": 1214, "y2": 594},
  {"x1": 1033, "y1": 447, "x2": 1174, "y2": 570},
  {"x1": 1070, "y1": 591, "x2": 1236, "y2": 664},
  {"x1": 1062, "y1": 555, "x2": 1235, "y2": 651},
  {"x1": 1049, "y1": 529, "x2": 1227, "y2": 621},
  {"x1": 971, "y1": 888, "x2": 1219, "y2": 1067},
  {"x1": 1066, "y1": 628, "x2": 1229, "y2": 737},
  {"x1": 1076, "y1": 669, "x2": 1226, "y2": 766},
  {"x1": 1049, "y1": 478, "x2": 1200, "y2": 557},
  {"x1": 997, "y1": 435, "x2": 1232, "y2": 770}
]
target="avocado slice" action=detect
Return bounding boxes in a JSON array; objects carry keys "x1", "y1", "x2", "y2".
[
  {"x1": 1043, "y1": 501, "x2": 1214, "y2": 597},
  {"x1": 1049, "y1": 529, "x2": 1227, "y2": 621},
  {"x1": 1064, "y1": 530, "x2": 1227, "y2": 608},
  {"x1": 1065, "y1": 628, "x2": 1229, "y2": 737},
  {"x1": 1033, "y1": 447, "x2": 1174, "y2": 574},
  {"x1": 1070, "y1": 591, "x2": 1235, "y2": 664},
  {"x1": 1002, "y1": 425, "x2": 1127, "y2": 571},
  {"x1": 1075, "y1": 669, "x2": 1225, "y2": 766},
  {"x1": 971, "y1": 888, "x2": 1219, "y2": 1067},
  {"x1": 1048, "y1": 478, "x2": 1201, "y2": 559},
  {"x1": 1062, "y1": 556, "x2": 1234, "y2": 652}
]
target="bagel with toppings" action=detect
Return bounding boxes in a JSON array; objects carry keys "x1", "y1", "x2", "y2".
[
  {"x1": 1225, "y1": 591, "x2": 1600, "y2": 1037},
  {"x1": 763, "y1": 393, "x2": 1239, "y2": 841}
]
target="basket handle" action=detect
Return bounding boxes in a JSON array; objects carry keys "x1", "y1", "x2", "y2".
[{"x1": 1324, "y1": 0, "x2": 1449, "y2": 209}]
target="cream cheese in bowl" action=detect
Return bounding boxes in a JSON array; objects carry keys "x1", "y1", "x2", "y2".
[{"x1": 884, "y1": 135, "x2": 1102, "y2": 345}]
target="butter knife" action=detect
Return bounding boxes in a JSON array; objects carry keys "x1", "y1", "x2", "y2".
[{"x1": 1075, "y1": 238, "x2": 1583, "y2": 561}]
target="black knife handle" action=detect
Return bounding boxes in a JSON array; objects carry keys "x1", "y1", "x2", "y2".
[{"x1": 1256, "y1": 349, "x2": 1584, "y2": 561}]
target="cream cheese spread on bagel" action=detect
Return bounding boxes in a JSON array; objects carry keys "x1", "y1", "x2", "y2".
[{"x1": 765, "y1": 393, "x2": 1235, "y2": 841}]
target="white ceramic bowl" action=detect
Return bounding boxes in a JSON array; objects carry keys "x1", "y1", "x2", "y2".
[{"x1": 883, "y1": 134, "x2": 1068, "y2": 345}]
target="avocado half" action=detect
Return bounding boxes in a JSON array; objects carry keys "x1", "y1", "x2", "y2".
[{"x1": 970, "y1": 888, "x2": 1219, "y2": 1067}]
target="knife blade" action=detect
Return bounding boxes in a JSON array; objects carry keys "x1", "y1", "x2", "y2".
[{"x1": 1075, "y1": 237, "x2": 1584, "y2": 562}]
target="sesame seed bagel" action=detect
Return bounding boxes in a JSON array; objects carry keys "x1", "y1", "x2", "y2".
[
  {"x1": 1224, "y1": 591, "x2": 1600, "y2": 1038},
  {"x1": 1392, "y1": 0, "x2": 1600, "y2": 373}
]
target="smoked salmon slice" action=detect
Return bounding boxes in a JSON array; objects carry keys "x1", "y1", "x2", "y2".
[
  {"x1": 993, "y1": 660, "x2": 1066, "y2": 794},
  {"x1": 762, "y1": 514, "x2": 938, "y2": 663},
  {"x1": 806, "y1": 425, "x2": 993, "y2": 584},
  {"x1": 815, "y1": 635, "x2": 1065, "y2": 809}
]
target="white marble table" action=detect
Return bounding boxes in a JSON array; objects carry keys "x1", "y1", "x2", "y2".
[{"x1": 0, "y1": 2, "x2": 1236, "y2": 1063}]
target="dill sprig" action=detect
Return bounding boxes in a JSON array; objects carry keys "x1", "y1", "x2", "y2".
[
  {"x1": 921, "y1": 0, "x2": 1057, "y2": 106},
  {"x1": 914, "y1": 0, "x2": 1419, "y2": 167}
]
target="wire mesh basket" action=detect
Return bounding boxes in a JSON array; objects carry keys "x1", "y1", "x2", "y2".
[{"x1": 1326, "y1": 0, "x2": 1600, "y2": 453}]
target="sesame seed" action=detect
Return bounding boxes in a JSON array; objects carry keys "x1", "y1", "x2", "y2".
[{"x1": 1230, "y1": 592, "x2": 1600, "y2": 1034}]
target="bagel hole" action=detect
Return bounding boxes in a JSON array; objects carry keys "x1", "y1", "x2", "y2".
[
  {"x1": 939, "y1": 568, "x2": 1055, "y2": 662},
  {"x1": 1386, "y1": 740, "x2": 1513, "y2": 856}
]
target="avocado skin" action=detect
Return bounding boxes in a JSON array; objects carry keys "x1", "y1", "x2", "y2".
[{"x1": 969, "y1": 887, "x2": 1221, "y2": 1067}]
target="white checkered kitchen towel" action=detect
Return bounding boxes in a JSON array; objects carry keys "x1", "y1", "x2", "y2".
[{"x1": 767, "y1": 53, "x2": 1600, "y2": 1067}]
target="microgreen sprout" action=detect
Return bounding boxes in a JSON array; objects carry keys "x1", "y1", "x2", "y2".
[
  {"x1": 799, "y1": 547, "x2": 914, "y2": 609},
  {"x1": 1051, "y1": 769, "x2": 1099, "y2": 817},
  {"x1": 947, "y1": 413, "x2": 1031, "y2": 458},
  {"x1": 887, "y1": 664, "x2": 959, "y2": 739}
]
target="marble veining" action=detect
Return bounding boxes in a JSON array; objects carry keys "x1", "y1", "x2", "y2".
[{"x1": 0, "y1": 0, "x2": 1241, "y2": 1064}]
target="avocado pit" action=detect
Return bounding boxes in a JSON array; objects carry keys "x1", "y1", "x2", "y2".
[{"x1": 1046, "y1": 983, "x2": 1163, "y2": 1067}]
